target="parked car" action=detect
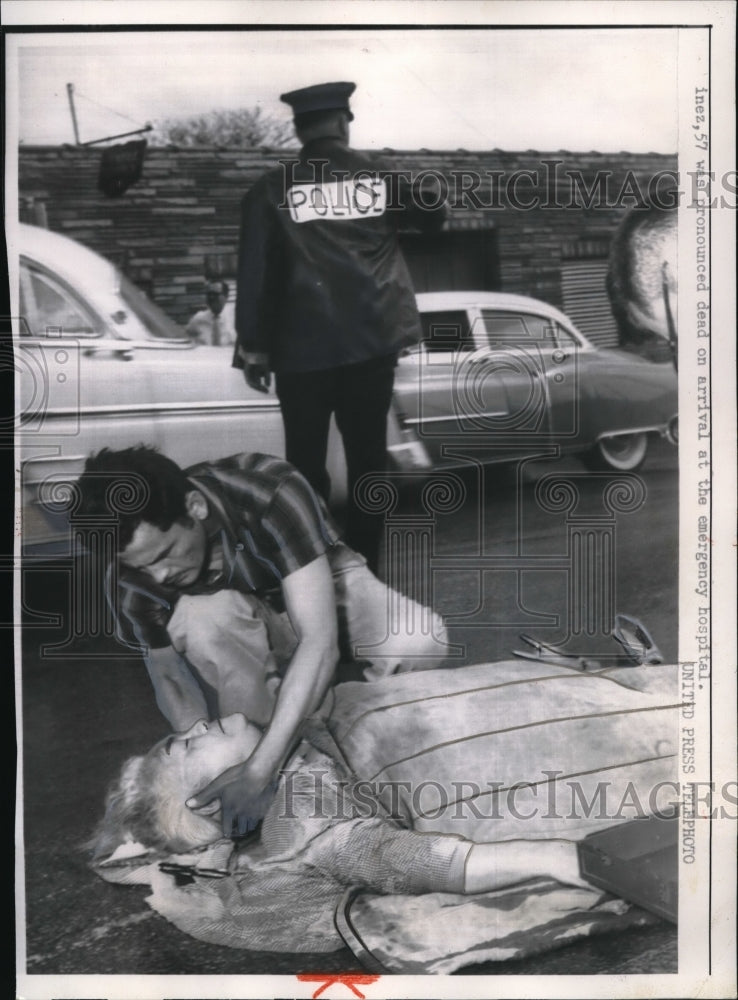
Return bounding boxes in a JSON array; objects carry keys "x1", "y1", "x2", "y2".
[
  {"x1": 400, "y1": 291, "x2": 678, "y2": 473},
  {"x1": 13, "y1": 224, "x2": 677, "y2": 553}
]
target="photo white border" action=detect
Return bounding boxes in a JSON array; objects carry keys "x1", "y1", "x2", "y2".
[{"x1": 6, "y1": 2, "x2": 736, "y2": 998}]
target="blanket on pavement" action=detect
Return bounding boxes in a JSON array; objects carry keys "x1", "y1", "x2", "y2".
[{"x1": 93, "y1": 660, "x2": 678, "y2": 970}]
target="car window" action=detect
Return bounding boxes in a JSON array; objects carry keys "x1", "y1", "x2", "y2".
[
  {"x1": 480, "y1": 310, "x2": 558, "y2": 349},
  {"x1": 419, "y1": 310, "x2": 474, "y2": 353},
  {"x1": 119, "y1": 272, "x2": 184, "y2": 340},
  {"x1": 20, "y1": 263, "x2": 101, "y2": 338},
  {"x1": 554, "y1": 323, "x2": 579, "y2": 349}
]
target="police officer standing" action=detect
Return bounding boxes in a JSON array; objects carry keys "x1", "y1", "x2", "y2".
[{"x1": 233, "y1": 81, "x2": 446, "y2": 574}]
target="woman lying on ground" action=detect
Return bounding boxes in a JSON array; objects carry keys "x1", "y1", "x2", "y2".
[{"x1": 91, "y1": 660, "x2": 679, "y2": 965}]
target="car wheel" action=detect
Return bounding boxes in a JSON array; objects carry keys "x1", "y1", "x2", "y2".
[{"x1": 582, "y1": 432, "x2": 649, "y2": 472}]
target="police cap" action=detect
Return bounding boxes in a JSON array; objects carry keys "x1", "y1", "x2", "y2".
[{"x1": 280, "y1": 81, "x2": 356, "y2": 121}]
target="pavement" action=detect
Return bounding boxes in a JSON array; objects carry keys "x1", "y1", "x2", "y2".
[{"x1": 17, "y1": 440, "x2": 679, "y2": 979}]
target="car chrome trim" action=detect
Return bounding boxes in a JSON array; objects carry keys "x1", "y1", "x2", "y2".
[
  {"x1": 404, "y1": 410, "x2": 509, "y2": 425},
  {"x1": 22, "y1": 453, "x2": 88, "y2": 465},
  {"x1": 82, "y1": 338, "x2": 193, "y2": 353},
  {"x1": 595, "y1": 424, "x2": 665, "y2": 440},
  {"x1": 20, "y1": 335, "x2": 193, "y2": 351},
  {"x1": 24, "y1": 399, "x2": 281, "y2": 420}
]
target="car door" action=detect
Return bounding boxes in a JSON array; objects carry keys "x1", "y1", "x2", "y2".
[
  {"x1": 474, "y1": 308, "x2": 581, "y2": 454},
  {"x1": 90, "y1": 341, "x2": 285, "y2": 466},
  {"x1": 391, "y1": 308, "x2": 494, "y2": 468}
]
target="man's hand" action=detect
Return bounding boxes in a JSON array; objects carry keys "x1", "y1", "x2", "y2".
[
  {"x1": 187, "y1": 760, "x2": 279, "y2": 839},
  {"x1": 188, "y1": 557, "x2": 337, "y2": 841},
  {"x1": 244, "y1": 362, "x2": 271, "y2": 394}
]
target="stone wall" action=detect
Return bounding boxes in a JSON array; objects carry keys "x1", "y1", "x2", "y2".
[{"x1": 18, "y1": 144, "x2": 677, "y2": 326}]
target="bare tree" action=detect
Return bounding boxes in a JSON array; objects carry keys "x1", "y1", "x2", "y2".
[{"x1": 150, "y1": 107, "x2": 295, "y2": 149}]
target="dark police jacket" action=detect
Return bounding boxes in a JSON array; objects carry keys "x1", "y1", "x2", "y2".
[{"x1": 233, "y1": 138, "x2": 446, "y2": 375}]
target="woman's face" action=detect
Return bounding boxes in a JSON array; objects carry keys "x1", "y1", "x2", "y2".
[{"x1": 154, "y1": 714, "x2": 262, "y2": 801}]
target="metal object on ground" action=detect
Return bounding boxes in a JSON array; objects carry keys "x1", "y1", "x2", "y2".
[
  {"x1": 513, "y1": 634, "x2": 601, "y2": 671},
  {"x1": 514, "y1": 613, "x2": 664, "y2": 670},
  {"x1": 612, "y1": 613, "x2": 665, "y2": 664}
]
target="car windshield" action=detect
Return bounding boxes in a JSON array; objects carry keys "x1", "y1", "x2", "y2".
[{"x1": 118, "y1": 272, "x2": 185, "y2": 340}]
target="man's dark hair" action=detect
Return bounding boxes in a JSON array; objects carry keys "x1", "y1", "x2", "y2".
[{"x1": 76, "y1": 445, "x2": 191, "y2": 551}]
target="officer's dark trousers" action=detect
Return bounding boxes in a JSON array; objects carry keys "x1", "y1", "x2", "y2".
[{"x1": 275, "y1": 353, "x2": 397, "y2": 575}]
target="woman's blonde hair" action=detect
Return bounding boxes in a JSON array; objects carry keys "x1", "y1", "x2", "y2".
[{"x1": 90, "y1": 747, "x2": 219, "y2": 859}]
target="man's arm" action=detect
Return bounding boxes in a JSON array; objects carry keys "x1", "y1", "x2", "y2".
[
  {"x1": 234, "y1": 179, "x2": 281, "y2": 371},
  {"x1": 111, "y1": 568, "x2": 208, "y2": 731},
  {"x1": 386, "y1": 166, "x2": 448, "y2": 234},
  {"x1": 245, "y1": 554, "x2": 339, "y2": 782},
  {"x1": 186, "y1": 554, "x2": 339, "y2": 834},
  {"x1": 234, "y1": 343, "x2": 272, "y2": 393},
  {"x1": 144, "y1": 645, "x2": 209, "y2": 732}
]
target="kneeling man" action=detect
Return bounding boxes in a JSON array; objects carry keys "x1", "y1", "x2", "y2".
[{"x1": 77, "y1": 447, "x2": 448, "y2": 833}]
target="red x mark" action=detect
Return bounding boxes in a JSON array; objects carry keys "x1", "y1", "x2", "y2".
[{"x1": 296, "y1": 973, "x2": 381, "y2": 998}]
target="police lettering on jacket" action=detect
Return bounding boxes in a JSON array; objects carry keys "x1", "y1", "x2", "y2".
[{"x1": 286, "y1": 174, "x2": 387, "y2": 223}]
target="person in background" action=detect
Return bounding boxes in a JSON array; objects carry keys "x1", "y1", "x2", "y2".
[
  {"x1": 185, "y1": 280, "x2": 237, "y2": 347},
  {"x1": 233, "y1": 81, "x2": 446, "y2": 574}
]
